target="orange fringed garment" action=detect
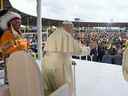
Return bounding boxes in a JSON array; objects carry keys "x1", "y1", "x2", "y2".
[{"x1": 0, "y1": 30, "x2": 28, "y2": 56}]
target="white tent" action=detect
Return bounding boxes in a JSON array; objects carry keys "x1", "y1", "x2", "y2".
[{"x1": 9, "y1": 0, "x2": 128, "y2": 22}]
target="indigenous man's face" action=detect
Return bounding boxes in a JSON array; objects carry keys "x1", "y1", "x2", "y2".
[{"x1": 10, "y1": 18, "x2": 21, "y2": 31}]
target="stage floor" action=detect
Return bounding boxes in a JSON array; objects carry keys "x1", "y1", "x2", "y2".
[{"x1": 74, "y1": 59, "x2": 128, "y2": 96}]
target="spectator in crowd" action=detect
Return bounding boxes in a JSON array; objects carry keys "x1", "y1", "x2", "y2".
[
  {"x1": 97, "y1": 44, "x2": 105, "y2": 62},
  {"x1": 81, "y1": 41, "x2": 91, "y2": 60},
  {"x1": 113, "y1": 48, "x2": 122, "y2": 65},
  {"x1": 90, "y1": 42, "x2": 98, "y2": 61},
  {"x1": 102, "y1": 50, "x2": 113, "y2": 64}
]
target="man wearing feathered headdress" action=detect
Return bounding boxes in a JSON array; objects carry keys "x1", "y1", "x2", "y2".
[{"x1": 0, "y1": 10, "x2": 43, "y2": 96}]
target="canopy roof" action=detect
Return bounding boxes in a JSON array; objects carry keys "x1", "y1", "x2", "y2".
[{"x1": 9, "y1": 0, "x2": 128, "y2": 22}]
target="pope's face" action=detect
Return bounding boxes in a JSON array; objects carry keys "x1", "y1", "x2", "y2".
[
  {"x1": 64, "y1": 24, "x2": 73, "y2": 33},
  {"x1": 10, "y1": 18, "x2": 21, "y2": 31}
]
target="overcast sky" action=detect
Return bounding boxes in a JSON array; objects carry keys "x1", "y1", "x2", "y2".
[{"x1": 9, "y1": 0, "x2": 128, "y2": 22}]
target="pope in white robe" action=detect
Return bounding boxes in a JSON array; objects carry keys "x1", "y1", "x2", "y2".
[{"x1": 42, "y1": 21, "x2": 82, "y2": 96}]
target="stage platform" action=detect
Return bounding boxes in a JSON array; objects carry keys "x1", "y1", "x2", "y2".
[{"x1": 74, "y1": 59, "x2": 128, "y2": 96}]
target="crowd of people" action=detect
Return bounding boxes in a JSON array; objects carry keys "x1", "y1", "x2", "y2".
[
  {"x1": 31, "y1": 26, "x2": 128, "y2": 66},
  {"x1": 73, "y1": 31, "x2": 128, "y2": 65}
]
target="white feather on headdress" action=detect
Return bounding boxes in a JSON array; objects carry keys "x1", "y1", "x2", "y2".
[{"x1": 0, "y1": 11, "x2": 21, "y2": 30}]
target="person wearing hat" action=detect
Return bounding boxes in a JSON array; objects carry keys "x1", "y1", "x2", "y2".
[
  {"x1": 0, "y1": 10, "x2": 43, "y2": 96},
  {"x1": 0, "y1": 10, "x2": 27, "y2": 56},
  {"x1": 42, "y1": 21, "x2": 82, "y2": 96}
]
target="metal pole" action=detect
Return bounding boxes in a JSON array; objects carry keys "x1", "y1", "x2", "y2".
[
  {"x1": 72, "y1": 61, "x2": 76, "y2": 96},
  {"x1": 37, "y1": 0, "x2": 44, "y2": 95},
  {"x1": 37, "y1": 0, "x2": 43, "y2": 62},
  {"x1": 73, "y1": 64, "x2": 76, "y2": 96}
]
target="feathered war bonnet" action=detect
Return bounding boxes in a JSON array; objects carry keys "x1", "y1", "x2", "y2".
[{"x1": 0, "y1": 9, "x2": 21, "y2": 30}]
